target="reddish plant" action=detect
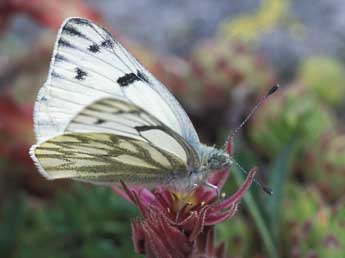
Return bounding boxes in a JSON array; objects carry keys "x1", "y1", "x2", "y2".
[
  {"x1": 0, "y1": 93, "x2": 33, "y2": 165},
  {"x1": 113, "y1": 166, "x2": 256, "y2": 258},
  {"x1": 0, "y1": 0, "x2": 102, "y2": 33}
]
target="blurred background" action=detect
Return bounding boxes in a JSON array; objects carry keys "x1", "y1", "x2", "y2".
[{"x1": 0, "y1": 0, "x2": 344, "y2": 257}]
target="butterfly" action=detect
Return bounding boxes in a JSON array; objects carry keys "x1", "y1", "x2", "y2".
[{"x1": 30, "y1": 17, "x2": 232, "y2": 192}]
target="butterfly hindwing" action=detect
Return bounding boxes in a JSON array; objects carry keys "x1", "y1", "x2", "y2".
[
  {"x1": 66, "y1": 98, "x2": 200, "y2": 165},
  {"x1": 31, "y1": 132, "x2": 189, "y2": 185},
  {"x1": 34, "y1": 17, "x2": 199, "y2": 148}
]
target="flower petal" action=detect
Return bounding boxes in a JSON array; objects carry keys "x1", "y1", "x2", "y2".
[
  {"x1": 189, "y1": 206, "x2": 209, "y2": 241},
  {"x1": 208, "y1": 169, "x2": 229, "y2": 189},
  {"x1": 204, "y1": 204, "x2": 238, "y2": 225},
  {"x1": 133, "y1": 211, "x2": 192, "y2": 258},
  {"x1": 215, "y1": 167, "x2": 256, "y2": 210}
]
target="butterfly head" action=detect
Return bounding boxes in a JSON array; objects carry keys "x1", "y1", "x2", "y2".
[
  {"x1": 198, "y1": 144, "x2": 232, "y2": 170},
  {"x1": 189, "y1": 144, "x2": 232, "y2": 185}
]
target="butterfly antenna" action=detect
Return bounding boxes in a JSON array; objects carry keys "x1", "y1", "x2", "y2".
[
  {"x1": 231, "y1": 158, "x2": 273, "y2": 195},
  {"x1": 227, "y1": 84, "x2": 280, "y2": 143},
  {"x1": 225, "y1": 84, "x2": 280, "y2": 195}
]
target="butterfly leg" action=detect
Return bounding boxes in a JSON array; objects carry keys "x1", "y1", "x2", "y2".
[{"x1": 204, "y1": 181, "x2": 220, "y2": 199}]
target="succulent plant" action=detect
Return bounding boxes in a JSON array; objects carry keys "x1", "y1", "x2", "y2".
[
  {"x1": 10, "y1": 185, "x2": 139, "y2": 258},
  {"x1": 280, "y1": 184, "x2": 317, "y2": 254},
  {"x1": 303, "y1": 131, "x2": 345, "y2": 201},
  {"x1": 282, "y1": 183, "x2": 325, "y2": 228},
  {"x1": 188, "y1": 39, "x2": 276, "y2": 109},
  {"x1": 148, "y1": 38, "x2": 276, "y2": 112},
  {"x1": 249, "y1": 83, "x2": 336, "y2": 158},
  {"x1": 287, "y1": 201, "x2": 345, "y2": 258},
  {"x1": 216, "y1": 215, "x2": 252, "y2": 258},
  {"x1": 281, "y1": 184, "x2": 345, "y2": 258},
  {"x1": 282, "y1": 183, "x2": 345, "y2": 258},
  {"x1": 298, "y1": 56, "x2": 345, "y2": 107}
]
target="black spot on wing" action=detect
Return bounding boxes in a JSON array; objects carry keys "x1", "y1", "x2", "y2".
[
  {"x1": 69, "y1": 18, "x2": 90, "y2": 26},
  {"x1": 75, "y1": 68, "x2": 87, "y2": 80},
  {"x1": 58, "y1": 38, "x2": 74, "y2": 48},
  {"x1": 51, "y1": 71, "x2": 63, "y2": 79},
  {"x1": 103, "y1": 29, "x2": 118, "y2": 43},
  {"x1": 95, "y1": 118, "x2": 106, "y2": 125},
  {"x1": 55, "y1": 53, "x2": 68, "y2": 62},
  {"x1": 101, "y1": 39, "x2": 114, "y2": 48},
  {"x1": 40, "y1": 96, "x2": 48, "y2": 102},
  {"x1": 135, "y1": 125, "x2": 163, "y2": 132},
  {"x1": 88, "y1": 44, "x2": 100, "y2": 53},
  {"x1": 117, "y1": 70, "x2": 150, "y2": 87},
  {"x1": 62, "y1": 25, "x2": 89, "y2": 40},
  {"x1": 117, "y1": 73, "x2": 139, "y2": 87},
  {"x1": 137, "y1": 71, "x2": 150, "y2": 83}
]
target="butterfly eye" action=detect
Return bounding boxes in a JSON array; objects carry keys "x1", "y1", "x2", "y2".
[{"x1": 207, "y1": 152, "x2": 230, "y2": 170}]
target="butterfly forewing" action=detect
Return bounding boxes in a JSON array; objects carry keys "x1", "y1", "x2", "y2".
[
  {"x1": 32, "y1": 132, "x2": 189, "y2": 185},
  {"x1": 34, "y1": 17, "x2": 199, "y2": 148}
]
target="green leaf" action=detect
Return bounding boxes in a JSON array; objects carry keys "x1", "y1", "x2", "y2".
[
  {"x1": 265, "y1": 142, "x2": 296, "y2": 244},
  {"x1": 0, "y1": 194, "x2": 25, "y2": 258},
  {"x1": 232, "y1": 167, "x2": 279, "y2": 258}
]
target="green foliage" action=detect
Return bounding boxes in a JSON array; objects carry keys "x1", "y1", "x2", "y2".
[
  {"x1": 265, "y1": 142, "x2": 296, "y2": 245},
  {"x1": 249, "y1": 84, "x2": 336, "y2": 157},
  {"x1": 282, "y1": 184, "x2": 324, "y2": 229},
  {"x1": 282, "y1": 185, "x2": 345, "y2": 258},
  {"x1": 281, "y1": 184, "x2": 345, "y2": 257},
  {"x1": 299, "y1": 56, "x2": 345, "y2": 107},
  {"x1": 230, "y1": 142, "x2": 296, "y2": 258},
  {"x1": 303, "y1": 132, "x2": 345, "y2": 201},
  {"x1": 232, "y1": 165, "x2": 278, "y2": 258},
  {"x1": 0, "y1": 185, "x2": 140, "y2": 258},
  {"x1": 216, "y1": 216, "x2": 252, "y2": 258},
  {"x1": 0, "y1": 195, "x2": 26, "y2": 258}
]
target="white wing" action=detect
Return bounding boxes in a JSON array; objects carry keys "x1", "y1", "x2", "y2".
[
  {"x1": 30, "y1": 98, "x2": 201, "y2": 185},
  {"x1": 34, "y1": 17, "x2": 199, "y2": 147},
  {"x1": 31, "y1": 132, "x2": 191, "y2": 185}
]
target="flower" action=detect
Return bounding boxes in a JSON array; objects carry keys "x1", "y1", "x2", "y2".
[{"x1": 113, "y1": 167, "x2": 256, "y2": 258}]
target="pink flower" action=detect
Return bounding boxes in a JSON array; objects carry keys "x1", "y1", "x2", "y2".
[{"x1": 113, "y1": 166, "x2": 256, "y2": 258}]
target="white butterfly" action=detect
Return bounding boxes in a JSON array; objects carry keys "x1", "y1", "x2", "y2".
[{"x1": 30, "y1": 17, "x2": 232, "y2": 191}]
